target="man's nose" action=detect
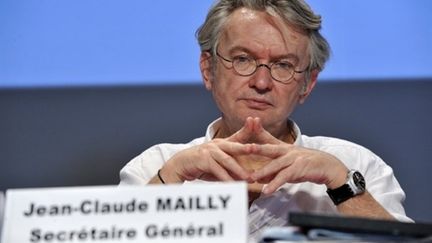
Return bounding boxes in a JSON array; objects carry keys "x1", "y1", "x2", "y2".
[{"x1": 249, "y1": 64, "x2": 274, "y2": 91}]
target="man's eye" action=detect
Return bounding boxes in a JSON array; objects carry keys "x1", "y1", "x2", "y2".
[
  {"x1": 233, "y1": 56, "x2": 252, "y2": 64},
  {"x1": 274, "y1": 61, "x2": 294, "y2": 70}
]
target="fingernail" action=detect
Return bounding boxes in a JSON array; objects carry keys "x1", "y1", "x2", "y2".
[{"x1": 262, "y1": 185, "x2": 270, "y2": 194}]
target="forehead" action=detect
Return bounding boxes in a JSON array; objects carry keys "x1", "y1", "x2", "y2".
[{"x1": 219, "y1": 8, "x2": 309, "y2": 58}]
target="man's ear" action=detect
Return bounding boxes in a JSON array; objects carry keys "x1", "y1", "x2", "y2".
[
  {"x1": 299, "y1": 69, "x2": 319, "y2": 104},
  {"x1": 200, "y1": 51, "x2": 213, "y2": 90}
]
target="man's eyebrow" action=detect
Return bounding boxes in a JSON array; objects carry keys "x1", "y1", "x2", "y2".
[
  {"x1": 228, "y1": 46, "x2": 300, "y2": 62},
  {"x1": 274, "y1": 53, "x2": 300, "y2": 62},
  {"x1": 226, "y1": 46, "x2": 252, "y2": 55}
]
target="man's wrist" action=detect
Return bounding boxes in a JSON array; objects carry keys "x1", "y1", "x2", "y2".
[
  {"x1": 327, "y1": 170, "x2": 366, "y2": 205},
  {"x1": 158, "y1": 164, "x2": 184, "y2": 184},
  {"x1": 326, "y1": 168, "x2": 349, "y2": 190}
]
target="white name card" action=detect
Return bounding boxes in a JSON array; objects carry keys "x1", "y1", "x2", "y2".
[
  {"x1": 0, "y1": 191, "x2": 4, "y2": 238},
  {"x1": 1, "y1": 183, "x2": 248, "y2": 243}
]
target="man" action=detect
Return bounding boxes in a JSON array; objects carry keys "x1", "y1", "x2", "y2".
[{"x1": 120, "y1": 0, "x2": 410, "y2": 240}]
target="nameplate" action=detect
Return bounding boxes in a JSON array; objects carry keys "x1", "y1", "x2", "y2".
[
  {"x1": 1, "y1": 183, "x2": 248, "y2": 243},
  {"x1": 0, "y1": 191, "x2": 4, "y2": 238}
]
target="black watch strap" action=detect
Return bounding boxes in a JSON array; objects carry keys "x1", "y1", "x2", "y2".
[
  {"x1": 327, "y1": 184, "x2": 354, "y2": 205},
  {"x1": 327, "y1": 170, "x2": 366, "y2": 205}
]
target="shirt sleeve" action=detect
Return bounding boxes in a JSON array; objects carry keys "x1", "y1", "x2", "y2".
[
  {"x1": 119, "y1": 144, "x2": 169, "y2": 185},
  {"x1": 314, "y1": 137, "x2": 413, "y2": 222},
  {"x1": 361, "y1": 152, "x2": 413, "y2": 222},
  {"x1": 119, "y1": 141, "x2": 200, "y2": 186}
]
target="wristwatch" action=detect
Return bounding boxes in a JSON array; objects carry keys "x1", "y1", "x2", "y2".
[{"x1": 327, "y1": 170, "x2": 366, "y2": 205}]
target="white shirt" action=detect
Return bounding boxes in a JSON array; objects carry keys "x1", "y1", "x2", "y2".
[
  {"x1": 0, "y1": 191, "x2": 4, "y2": 238},
  {"x1": 120, "y1": 118, "x2": 411, "y2": 241}
]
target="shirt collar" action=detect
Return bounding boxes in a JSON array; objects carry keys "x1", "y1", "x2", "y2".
[{"x1": 204, "y1": 117, "x2": 304, "y2": 146}]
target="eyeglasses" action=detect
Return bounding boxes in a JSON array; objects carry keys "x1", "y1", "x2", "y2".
[{"x1": 216, "y1": 51, "x2": 308, "y2": 84}]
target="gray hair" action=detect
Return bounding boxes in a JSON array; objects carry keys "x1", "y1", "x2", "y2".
[{"x1": 196, "y1": 0, "x2": 330, "y2": 73}]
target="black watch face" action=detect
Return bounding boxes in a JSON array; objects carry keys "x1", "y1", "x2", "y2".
[{"x1": 353, "y1": 171, "x2": 366, "y2": 191}]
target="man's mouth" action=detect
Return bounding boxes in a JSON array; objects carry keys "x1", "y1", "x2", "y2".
[{"x1": 241, "y1": 98, "x2": 273, "y2": 110}]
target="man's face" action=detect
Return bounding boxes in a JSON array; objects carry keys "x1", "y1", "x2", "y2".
[{"x1": 201, "y1": 8, "x2": 315, "y2": 135}]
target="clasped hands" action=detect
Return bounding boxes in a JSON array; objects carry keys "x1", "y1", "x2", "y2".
[{"x1": 162, "y1": 117, "x2": 348, "y2": 194}]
